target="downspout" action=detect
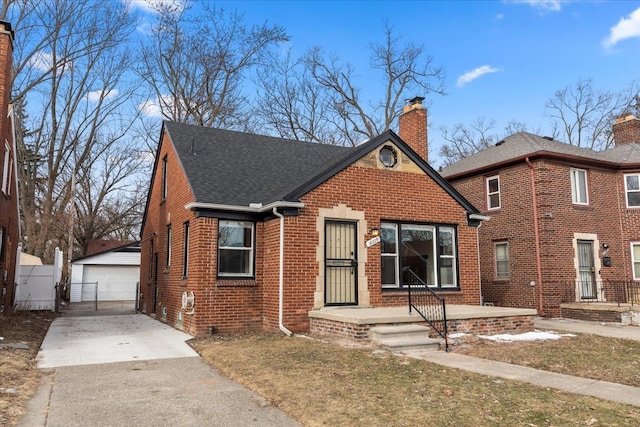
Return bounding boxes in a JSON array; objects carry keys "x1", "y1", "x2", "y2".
[
  {"x1": 273, "y1": 207, "x2": 293, "y2": 336},
  {"x1": 526, "y1": 158, "x2": 545, "y2": 316}
]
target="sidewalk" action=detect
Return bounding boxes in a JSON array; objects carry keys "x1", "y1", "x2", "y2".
[{"x1": 404, "y1": 317, "x2": 640, "y2": 407}]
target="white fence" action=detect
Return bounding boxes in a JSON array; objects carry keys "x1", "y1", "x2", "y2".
[{"x1": 14, "y1": 247, "x2": 63, "y2": 311}]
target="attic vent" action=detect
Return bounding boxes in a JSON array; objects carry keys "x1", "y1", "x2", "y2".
[
  {"x1": 495, "y1": 140, "x2": 505, "y2": 146},
  {"x1": 543, "y1": 136, "x2": 553, "y2": 141}
]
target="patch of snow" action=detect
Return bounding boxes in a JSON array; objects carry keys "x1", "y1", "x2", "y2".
[
  {"x1": 448, "y1": 333, "x2": 467, "y2": 339},
  {"x1": 478, "y1": 330, "x2": 575, "y2": 342}
]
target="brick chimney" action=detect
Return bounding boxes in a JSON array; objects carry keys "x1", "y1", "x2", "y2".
[
  {"x1": 612, "y1": 114, "x2": 640, "y2": 146},
  {"x1": 398, "y1": 96, "x2": 428, "y2": 162},
  {"x1": 0, "y1": 21, "x2": 14, "y2": 142}
]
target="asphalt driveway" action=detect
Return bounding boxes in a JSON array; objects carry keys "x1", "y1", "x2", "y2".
[{"x1": 20, "y1": 313, "x2": 301, "y2": 427}]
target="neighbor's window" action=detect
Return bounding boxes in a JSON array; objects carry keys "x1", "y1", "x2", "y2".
[
  {"x1": 570, "y1": 168, "x2": 588, "y2": 205},
  {"x1": 495, "y1": 242, "x2": 510, "y2": 278},
  {"x1": 2, "y1": 141, "x2": 10, "y2": 195},
  {"x1": 632, "y1": 243, "x2": 640, "y2": 280},
  {"x1": 165, "y1": 224, "x2": 172, "y2": 268},
  {"x1": 486, "y1": 175, "x2": 500, "y2": 210},
  {"x1": 625, "y1": 173, "x2": 640, "y2": 207},
  {"x1": 161, "y1": 155, "x2": 168, "y2": 200},
  {"x1": 381, "y1": 222, "x2": 458, "y2": 289},
  {"x1": 182, "y1": 221, "x2": 189, "y2": 278},
  {"x1": 218, "y1": 220, "x2": 254, "y2": 277}
]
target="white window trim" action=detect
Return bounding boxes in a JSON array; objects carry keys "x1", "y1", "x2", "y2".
[
  {"x1": 438, "y1": 226, "x2": 457, "y2": 288},
  {"x1": 494, "y1": 241, "x2": 509, "y2": 278},
  {"x1": 570, "y1": 168, "x2": 589, "y2": 205},
  {"x1": 631, "y1": 242, "x2": 640, "y2": 281},
  {"x1": 624, "y1": 173, "x2": 640, "y2": 208},
  {"x1": 381, "y1": 223, "x2": 399, "y2": 288},
  {"x1": 218, "y1": 220, "x2": 255, "y2": 277},
  {"x1": 486, "y1": 175, "x2": 501, "y2": 210}
]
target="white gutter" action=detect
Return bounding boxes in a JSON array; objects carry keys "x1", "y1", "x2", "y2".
[
  {"x1": 469, "y1": 213, "x2": 491, "y2": 222},
  {"x1": 185, "y1": 200, "x2": 304, "y2": 213},
  {"x1": 272, "y1": 207, "x2": 293, "y2": 336}
]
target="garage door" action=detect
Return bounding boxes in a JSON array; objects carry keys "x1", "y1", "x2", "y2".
[{"x1": 81, "y1": 265, "x2": 139, "y2": 301}]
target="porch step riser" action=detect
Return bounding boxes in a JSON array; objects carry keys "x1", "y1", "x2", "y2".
[
  {"x1": 369, "y1": 325, "x2": 441, "y2": 352},
  {"x1": 380, "y1": 339, "x2": 441, "y2": 353}
]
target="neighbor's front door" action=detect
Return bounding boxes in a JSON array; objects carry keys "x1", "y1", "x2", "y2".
[
  {"x1": 577, "y1": 240, "x2": 597, "y2": 299},
  {"x1": 325, "y1": 220, "x2": 358, "y2": 305}
]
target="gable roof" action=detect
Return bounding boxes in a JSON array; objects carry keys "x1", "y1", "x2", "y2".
[
  {"x1": 72, "y1": 241, "x2": 140, "y2": 263},
  {"x1": 165, "y1": 121, "x2": 352, "y2": 207},
  {"x1": 441, "y1": 131, "x2": 640, "y2": 179},
  {"x1": 153, "y1": 121, "x2": 482, "y2": 223}
]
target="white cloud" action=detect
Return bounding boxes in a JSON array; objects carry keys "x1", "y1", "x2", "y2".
[
  {"x1": 139, "y1": 95, "x2": 175, "y2": 118},
  {"x1": 603, "y1": 7, "x2": 640, "y2": 48},
  {"x1": 126, "y1": 0, "x2": 187, "y2": 14},
  {"x1": 508, "y1": 0, "x2": 563, "y2": 12},
  {"x1": 86, "y1": 89, "x2": 119, "y2": 103},
  {"x1": 28, "y1": 52, "x2": 53, "y2": 72},
  {"x1": 456, "y1": 65, "x2": 501, "y2": 88}
]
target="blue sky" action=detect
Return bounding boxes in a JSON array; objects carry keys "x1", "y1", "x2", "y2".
[{"x1": 134, "y1": 0, "x2": 640, "y2": 163}]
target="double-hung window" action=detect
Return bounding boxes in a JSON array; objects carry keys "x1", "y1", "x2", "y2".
[
  {"x1": 161, "y1": 155, "x2": 168, "y2": 200},
  {"x1": 570, "y1": 168, "x2": 588, "y2": 205},
  {"x1": 495, "y1": 242, "x2": 509, "y2": 278},
  {"x1": 632, "y1": 243, "x2": 640, "y2": 280},
  {"x1": 380, "y1": 222, "x2": 458, "y2": 289},
  {"x1": 486, "y1": 175, "x2": 500, "y2": 210},
  {"x1": 165, "y1": 224, "x2": 172, "y2": 268},
  {"x1": 218, "y1": 220, "x2": 254, "y2": 277},
  {"x1": 625, "y1": 173, "x2": 640, "y2": 208}
]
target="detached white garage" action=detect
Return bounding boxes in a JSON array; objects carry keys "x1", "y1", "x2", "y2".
[{"x1": 70, "y1": 242, "x2": 140, "y2": 302}]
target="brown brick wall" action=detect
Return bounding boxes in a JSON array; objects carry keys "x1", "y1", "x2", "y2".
[
  {"x1": 309, "y1": 315, "x2": 534, "y2": 342},
  {"x1": 142, "y1": 130, "x2": 482, "y2": 335},
  {"x1": 266, "y1": 162, "x2": 482, "y2": 333},
  {"x1": 449, "y1": 157, "x2": 639, "y2": 317},
  {"x1": 0, "y1": 22, "x2": 19, "y2": 312}
]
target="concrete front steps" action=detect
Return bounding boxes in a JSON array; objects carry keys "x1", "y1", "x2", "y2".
[{"x1": 369, "y1": 324, "x2": 442, "y2": 352}]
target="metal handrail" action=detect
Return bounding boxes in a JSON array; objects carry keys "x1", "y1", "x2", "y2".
[{"x1": 406, "y1": 268, "x2": 449, "y2": 352}]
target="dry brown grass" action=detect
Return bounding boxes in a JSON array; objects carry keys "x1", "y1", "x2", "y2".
[
  {"x1": 191, "y1": 332, "x2": 640, "y2": 427},
  {"x1": 452, "y1": 331, "x2": 640, "y2": 387},
  {"x1": 0, "y1": 312, "x2": 54, "y2": 426}
]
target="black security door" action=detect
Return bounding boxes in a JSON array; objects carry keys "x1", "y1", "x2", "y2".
[{"x1": 325, "y1": 221, "x2": 358, "y2": 305}]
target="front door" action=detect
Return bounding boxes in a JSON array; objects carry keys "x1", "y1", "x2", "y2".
[
  {"x1": 325, "y1": 220, "x2": 358, "y2": 305},
  {"x1": 577, "y1": 240, "x2": 596, "y2": 299}
]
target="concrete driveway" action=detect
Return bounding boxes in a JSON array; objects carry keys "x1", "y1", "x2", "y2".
[{"x1": 20, "y1": 313, "x2": 301, "y2": 427}]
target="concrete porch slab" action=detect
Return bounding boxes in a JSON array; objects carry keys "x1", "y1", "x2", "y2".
[{"x1": 308, "y1": 305, "x2": 537, "y2": 325}]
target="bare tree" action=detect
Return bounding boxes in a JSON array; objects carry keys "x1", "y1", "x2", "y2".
[
  {"x1": 438, "y1": 118, "x2": 499, "y2": 166},
  {"x1": 4, "y1": 0, "x2": 144, "y2": 261},
  {"x1": 545, "y1": 78, "x2": 634, "y2": 150},
  {"x1": 73, "y1": 142, "x2": 146, "y2": 256},
  {"x1": 256, "y1": 22, "x2": 445, "y2": 146},
  {"x1": 137, "y1": 3, "x2": 288, "y2": 129}
]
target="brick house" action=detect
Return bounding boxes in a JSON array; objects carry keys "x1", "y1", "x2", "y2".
[
  {"x1": 0, "y1": 21, "x2": 20, "y2": 314},
  {"x1": 139, "y1": 98, "x2": 489, "y2": 336},
  {"x1": 441, "y1": 115, "x2": 640, "y2": 317}
]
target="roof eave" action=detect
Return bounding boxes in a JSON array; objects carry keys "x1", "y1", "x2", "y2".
[{"x1": 185, "y1": 200, "x2": 305, "y2": 213}]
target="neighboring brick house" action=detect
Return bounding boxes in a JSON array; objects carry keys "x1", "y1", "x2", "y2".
[
  {"x1": 0, "y1": 21, "x2": 20, "y2": 314},
  {"x1": 441, "y1": 115, "x2": 640, "y2": 317},
  {"x1": 139, "y1": 98, "x2": 488, "y2": 335}
]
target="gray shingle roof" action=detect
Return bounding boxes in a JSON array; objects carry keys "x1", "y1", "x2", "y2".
[
  {"x1": 164, "y1": 121, "x2": 352, "y2": 206},
  {"x1": 440, "y1": 131, "x2": 640, "y2": 178}
]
